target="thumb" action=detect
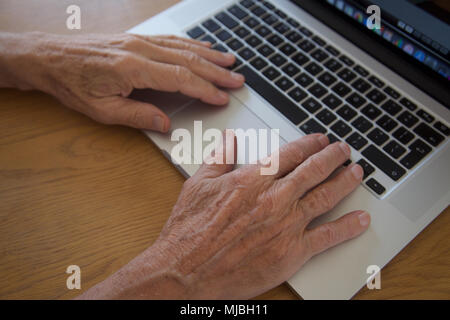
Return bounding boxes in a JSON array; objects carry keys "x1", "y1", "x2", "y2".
[{"x1": 104, "y1": 96, "x2": 171, "y2": 132}]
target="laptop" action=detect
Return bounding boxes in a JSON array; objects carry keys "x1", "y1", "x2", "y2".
[{"x1": 127, "y1": 0, "x2": 450, "y2": 299}]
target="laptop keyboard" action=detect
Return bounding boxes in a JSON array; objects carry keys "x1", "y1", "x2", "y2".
[{"x1": 187, "y1": 0, "x2": 449, "y2": 197}]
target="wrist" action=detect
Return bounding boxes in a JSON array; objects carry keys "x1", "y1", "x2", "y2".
[{"x1": 77, "y1": 241, "x2": 192, "y2": 300}]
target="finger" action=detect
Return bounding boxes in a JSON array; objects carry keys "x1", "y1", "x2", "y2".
[
  {"x1": 282, "y1": 141, "x2": 351, "y2": 200},
  {"x1": 305, "y1": 210, "x2": 370, "y2": 257},
  {"x1": 94, "y1": 96, "x2": 170, "y2": 132},
  {"x1": 296, "y1": 164, "x2": 363, "y2": 222},
  {"x1": 133, "y1": 43, "x2": 244, "y2": 88},
  {"x1": 124, "y1": 58, "x2": 230, "y2": 105},
  {"x1": 138, "y1": 35, "x2": 236, "y2": 67},
  {"x1": 151, "y1": 35, "x2": 212, "y2": 47},
  {"x1": 196, "y1": 130, "x2": 237, "y2": 178},
  {"x1": 275, "y1": 134, "x2": 329, "y2": 178}
]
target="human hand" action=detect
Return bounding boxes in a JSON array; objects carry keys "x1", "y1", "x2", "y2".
[
  {"x1": 78, "y1": 133, "x2": 370, "y2": 300},
  {"x1": 0, "y1": 32, "x2": 244, "y2": 132}
]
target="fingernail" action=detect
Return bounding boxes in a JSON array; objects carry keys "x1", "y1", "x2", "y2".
[
  {"x1": 225, "y1": 53, "x2": 235, "y2": 61},
  {"x1": 231, "y1": 72, "x2": 245, "y2": 82},
  {"x1": 318, "y1": 134, "x2": 329, "y2": 147},
  {"x1": 202, "y1": 41, "x2": 211, "y2": 46},
  {"x1": 339, "y1": 142, "x2": 350, "y2": 157},
  {"x1": 152, "y1": 116, "x2": 165, "y2": 132},
  {"x1": 351, "y1": 164, "x2": 363, "y2": 180},
  {"x1": 358, "y1": 211, "x2": 371, "y2": 227}
]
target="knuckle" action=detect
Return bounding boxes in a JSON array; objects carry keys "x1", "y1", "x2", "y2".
[
  {"x1": 315, "y1": 186, "x2": 335, "y2": 212},
  {"x1": 113, "y1": 52, "x2": 135, "y2": 70},
  {"x1": 121, "y1": 34, "x2": 141, "y2": 49},
  {"x1": 173, "y1": 65, "x2": 193, "y2": 86},
  {"x1": 308, "y1": 155, "x2": 328, "y2": 178},
  {"x1": 319, "y1": 224, "x2": 338, "y2": 247},
  {"x1": 181, "y1": 50, "x2": 201, "y2": 65}
]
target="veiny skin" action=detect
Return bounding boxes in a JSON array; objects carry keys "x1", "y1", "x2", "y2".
[{"x1": 0, "y1": 32, "x2": 370, "y2": 299}]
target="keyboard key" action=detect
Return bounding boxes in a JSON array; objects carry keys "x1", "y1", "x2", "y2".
[
  {"x1": 381, "y1": 99, "x2": 402, "y2": 116},
  {"x1": 316, "y1": 108, "x2": 337, "y2": 125},
  {"x1": 339, "y1": 55, "x2": 354, "y2": 66},
  {"x1": 216, "y1": 29, "x2": 232, "y2": 41},
  {"x1": 366, "y1": 178, "x2": 386, "y2": 195},
  {"x1": 228, "y1": 5, "x2": 248, "y2": 20},
  {"x1": 270, "y1": 54, "x2": 287, "y2": 66},
  {"x1": 338, "y1": 68, "x2": 357, "y2": 83},
  {"x1": 299, "y1": 27, "x2": 313, "y2": 37},
  {"x1": 288, "y1": 87, "x2": 308, "y2": 102},
  {"x1": 302, "y1": 97, "x2": 321, "y2": 113},
  {"x1": 292, "y1": 52, "x2": 310, "y2": 66},
  {"x1": 227, "y1": 38, "x2": 244, "y2": 50},
  {"x1": 383, "y1": 140, "x2": 406, "y2": 159},
  {"x1": 263, "y1": 14, "x2": 278, "y2": 25},
  {"x1": 234, "y1": 26, "x2": 251, "y2": 38},
  {"x1": 202, "y1": 19, "x2": 220, "y2": 32},
  {"x1": 239, "y1": 47, "x2": 256, "y2": 60},
  {"x1": 322, "y1": 94, "x2": 342, "y2": 109},
  {"x1": 393, "y1": 127, "x2": 415, "y2": 145},
  {"x1": 246, "y1": 35, "x2": 262, "y2": 47},
  {"x1": 331, "y1": 120, "x2": 352, "y2": 137},
  {"x1": 295, "y1": 73, "x2": 314, "y2": 88},
  {"x1": 400, "y1": 139, "x2": 432, "y2": 169},
  {"x1": 434, "y1": 121, "x2": 450, "y2": 136},
  {"x1": 383, "y1": 86, "x2": 400, "y2": 99},
  {"x1": 361, "y1": 103, "x2": 382, "y2": 120},
  {"x1": 346, "y1": 92, "x2": 366, "y2": 108},
  {"x1": 262, "y1": 66, "x2": 281, "y2": 80},
  {"x1": 324, "y1": 58, "x2": 343, "y2": 72},
  {"x1": 354, "y1": 65, "x2": 369, "y2": 77},
  {"x1": 212, "y1": 44, "x2": 228, "y2": 52},
  {"x1": 300, "y1": 118, "x2": 327, "y2": 134},
  {"x1": 377, "y1": 115, "x2": 398, "y2": 132},
  {"x1": 308, "y1": 83, "x2": 327, "y2": 98},
  {"x1": 256, "y1": 26, "x2": 271, "y2": 37},
  {"x1": 311, "y1": 49, "x2": 329, "y2": 62},
  {"x1": 352, "y1": 78, "x2": 371, "y2": 93},
  {"x1": 352, "y1": 116, "x2": 373, "y2": 133},
  {"x1": 368, "y1": 75, "x2": 385, "y2": 88},
  {"x1": 274, "y1": 9, "x2": 287, "y2": 18},
  {"x1": 332, "y1": 82, "x2": 351, "y2": 97},
  {"x1": 337, "y1": 105, "x2": 357, "y2": 121},
  {"x1": 305, "y1": 62, "x2": 323, "y2": 76},
  {"x1": 245, "y1": 17, "x2": 260, "y2": 29},
  {"x1": 346, "y1": 132, "x2": 368, "y2": 150},
  {"x1": 367, "y1": 128, "x2": 389, "y2": 146},
  {"x1": 312, "y1": 35, "x2": 326, "y2": 46},
  {"x1": 397, "y1": 111, "x2": 419, "y2": 128},
  {"x1": 268, "y1": 34, "x2": 283, "y2": 46},
  {"x1": 325, "y1": 45, "x2": 340, "y2": 56},
  {"x1": 362, "y1": 145, "x2": 406, "y2": 181},
  {"x1": 327, "y1": 133, "x2": 340, "y2": 144},
  {"x1": 416, "y1": 109, "x2": 435, "y2": 123},
  {"x1": 237, "y1": 65, "x2": 308, "y2": 124},
  {"x1": 215, "y1": 12, "x2": 238, "y2": 29},
  {"x1": 299, "y1": 40, "x2": 315, "y2": 52},
  {"x1": 250, "y1": 57, "x2": 268, "y2": 70},
  {"x1": 251, "y1": 6, "x2": 267, "y2": 17},
  {"x1": 280, "y1": 43, "x2": 296, "y2": 56},
  {"x1": 200, "y1": 35, "x2": 216, "y2": 44},
  {"x1": 261, "y1": 0, "x2": 274, "y2": 9},
  {"x1": 286, "y1": 31, "x2": 302, "y2": 43},
  {"x1": 275, "y1": 77, "x2": 294, "y2": 91},
  {"x1": 187, "y1": 26, "x2": 205, "y2": 39},
  {"x1": 399, "y1": 97, "x2": 417, "y2": 111},
  {"x1": 366, "y1": 88, "x2": 387, "y2": 104},
  {"x1": 318, "y1": 72, "x2": 337, "y2": 87},
  {"x1": 258, "y1": 44, "x2": 274, "y2": 57},
  {"x1": 357, "y1": 158, "x2": 375, "y2": 179},
  {"x1": 240, "y1": 0, "x2": 254, "y2": 8},
  {"x1": 228, "y1": 57, "x2": 243, "y2": 70},
  {"x1": 282, "y1": 63, "x2": 300, "y2": 77},
  {"x1": 413, "y1": 123, "x2": 444, "y2": 147},
  {"x1": 274, "y1": 22, "x2": 290, "y2": 35},
  {"x1": 287, "y1": 18, "x2": 300, "y2": 28}
]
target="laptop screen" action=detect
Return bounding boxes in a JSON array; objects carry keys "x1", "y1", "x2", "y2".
[{"x1": 322, "y1": 0, "x2": 450, "y2": 82}]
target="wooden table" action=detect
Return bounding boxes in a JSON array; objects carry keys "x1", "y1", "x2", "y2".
[{"x1": 0, "y1": 0, "x2": 448, "y2": 300}]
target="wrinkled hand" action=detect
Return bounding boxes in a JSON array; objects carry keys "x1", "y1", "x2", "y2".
[
  {"x1": 2, "y1": 32, "x2": 244, "y2": 132},
  {"x1": 79, "y1": 133, "x2": 370, "y2": 300}
]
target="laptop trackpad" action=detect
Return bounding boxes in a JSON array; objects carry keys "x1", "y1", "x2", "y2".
[
  {"x1": 168, "y1": 94, "x2": 286, "y2": 165},
  {"x1": 388, "y1": 146, "x2": 450, "y2": 221}
]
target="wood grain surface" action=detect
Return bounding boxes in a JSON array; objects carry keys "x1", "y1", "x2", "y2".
[{"x1": 0, "y1": 0, "x2": 448, "y2": 300}]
